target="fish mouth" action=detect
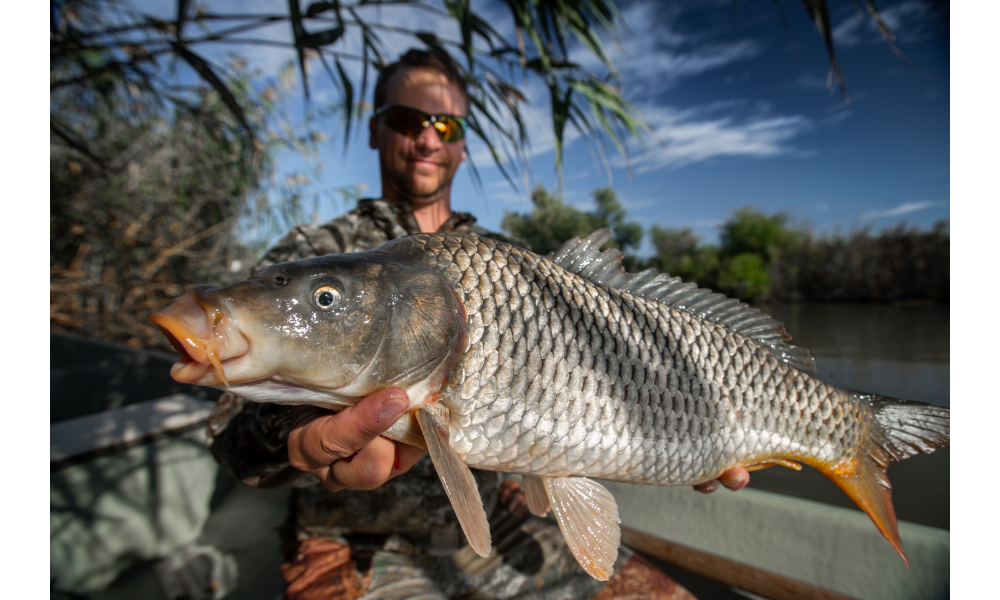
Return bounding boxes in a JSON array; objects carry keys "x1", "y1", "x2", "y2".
[{"x1": 149, "y1": 286, "x2": 249, "y2": 386}]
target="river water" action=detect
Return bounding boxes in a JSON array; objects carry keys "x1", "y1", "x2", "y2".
[{"x1": 744, "y1": 302, "x2": 950, "y2": 530}]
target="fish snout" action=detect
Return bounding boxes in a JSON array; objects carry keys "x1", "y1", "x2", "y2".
[{"x1": 148, "y1": 287, "x2": 249, "y2": 385}]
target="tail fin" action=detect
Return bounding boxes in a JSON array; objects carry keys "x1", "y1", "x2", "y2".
[{"x1": 815, "y1": 394, "x2": 950, "y2": 567}]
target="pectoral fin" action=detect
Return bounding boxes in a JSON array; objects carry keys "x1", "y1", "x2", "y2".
[
  {"x1": 542, "y1": 476, "x2": 621, "y2": 581},
  {"x1": 522, "y1": 475, "x2": 550, "y2": 517},
  {"x1": 414, "y1": 406, "x2": 491, "y2": 558}
]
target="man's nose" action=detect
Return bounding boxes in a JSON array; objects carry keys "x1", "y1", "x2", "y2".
[{"x1": 413, "y1": 124, "x2": 444, "y2": 151}]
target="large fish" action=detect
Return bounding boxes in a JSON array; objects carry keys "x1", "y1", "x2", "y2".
[{"x1": 150, "y1": 230, "x2": 949, "y2": 579}]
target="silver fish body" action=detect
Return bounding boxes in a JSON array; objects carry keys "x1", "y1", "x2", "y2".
[{"x1": 395, "y1": 234, "x2": 862, "y2": 485}]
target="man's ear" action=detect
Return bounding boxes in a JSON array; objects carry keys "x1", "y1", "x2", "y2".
[{"x1": 368, "y1": 117, "x2": 378, "y2": 150}]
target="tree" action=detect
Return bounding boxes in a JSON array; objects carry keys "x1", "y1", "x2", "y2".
[
  {"x1": 646, "y1": 208, "x2": 949, "y2": 303},
  {"x1": 50, "y1": 45, "x2": 343, "y2": 349},
  {"x1": 648, "y1": 225, "x2": 719, "y2": 286},
  {"x1": 501, "y1": 184, "x2": 640, "y2": 256},
  {"x1": 719, "y1": 207, "x2": 797, "y2": 258},
  {"x1": 718, "y1": 207, "x2": 805, "y2": 298}
]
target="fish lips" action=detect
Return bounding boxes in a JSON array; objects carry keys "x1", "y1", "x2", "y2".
[{"x1": 149, "y1": 285, "x2": 249, "y2": 386}]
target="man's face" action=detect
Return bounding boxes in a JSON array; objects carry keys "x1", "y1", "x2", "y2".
[{"x1": 369, "y1": 68, "x2": 468, "y2": 206}]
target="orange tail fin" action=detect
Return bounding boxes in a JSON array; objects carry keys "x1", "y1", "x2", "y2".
[
  {"x1": 815, "y1": 456, "x2": 908, "y2": 567},
  {"x1": 816, "y1": 394, "x2": 950, "y2": 567}
]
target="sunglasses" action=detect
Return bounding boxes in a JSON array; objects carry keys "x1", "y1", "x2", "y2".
[{"x1": 374, "y1": 104, "x2": 468, "y2": 143}]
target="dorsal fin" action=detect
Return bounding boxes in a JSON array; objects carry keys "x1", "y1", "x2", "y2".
[{"x1": 548, "y1": 229, "x2": 816, "y2": 373}]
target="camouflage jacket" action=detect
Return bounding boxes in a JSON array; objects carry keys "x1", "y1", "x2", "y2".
[{"x1": 207, "y1": 198, "x2": 528, "y2": 551}]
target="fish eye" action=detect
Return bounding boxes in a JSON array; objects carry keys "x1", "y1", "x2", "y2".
[{"x1": 312, "y1": 285, "x2": 341, "y2": 310}]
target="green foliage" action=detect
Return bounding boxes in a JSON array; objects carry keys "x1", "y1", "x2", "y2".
[
  {"x1": 501, "y1": 186, "x2": 592, "y2": 256},
  {"x1": 650, "y1": 226, "x2": 698, "y2": 257},
  {"x1": 718, "y1": 253, "x2": 771, "y2": 300},
  {"x1": 501, "y1": 185, "x2": 641, "y2": 256},
  {"x1": 49, "y1": 38, "x2": 359, "y2": 349},
  {"x1": 649, "y1": 226, "x2": 719, "y2": 284},
  {"x1": 647, "y1": 209, "x2": 949, "y2": 303},
  {"x1": 720, "y1": 207, "x2": 799, "y2": 258}
]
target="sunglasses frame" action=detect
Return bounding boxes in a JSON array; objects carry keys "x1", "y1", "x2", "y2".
[{"x1": 374, "y1": 104, "x2": 468, "y2": 143}]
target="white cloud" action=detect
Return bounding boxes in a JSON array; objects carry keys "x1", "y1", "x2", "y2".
[
  {"x1": 859, "y1": 200, "x2": 946, "y2": 220},
  {"x1": 790, "y1": 71, "x2": 833, "y2": 91},
  {"x1": 618, "y1": 103, "x2": 811, "y2": 174},
  {"x1": 566, "y1": 169, "x2": 595, "y2": 183},
  {"x1": 571, "y1": 0, "x2": 760, "y2": 97},
  {"x1": 486, "y1": 186, "x2": 533, "y2": 205},
  {"x1": 473, "y1": 95, "x2": 813, "y2": 178},
  {"x1": 833, "y1": 1, "x2": 937, "y2": 47},
  {"x1": 617, "y1": 197, "x2": 659, "y2": 211}
]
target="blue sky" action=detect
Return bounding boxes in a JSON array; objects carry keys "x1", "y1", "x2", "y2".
[{"x1": 143, "y1": 0, "x2": 950, "y2": 255}]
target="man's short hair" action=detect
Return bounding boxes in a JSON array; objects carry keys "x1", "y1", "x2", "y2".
[{"x1": 373, "y1": 49, "x2": 470, "y2": 114}]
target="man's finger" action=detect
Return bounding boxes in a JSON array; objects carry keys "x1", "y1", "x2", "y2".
[
  {"x1": 693, "y1": 466, "x2": 751, "y2": 494},
  {"x1": 330, "y1": 435, "x2": 398, "y2": 490},
  {"x1": 288, "y1": 389, "x2": 409, "y2": 471},
  {"x1": 387, "y1": 442, "x2": 425, "y2": 480},
  {"x1": 719, "y1": 466, "x2": 750, "y2": 490},
  {"x1": 693, "y1": 479, "x2": 719, "y2": 494}
]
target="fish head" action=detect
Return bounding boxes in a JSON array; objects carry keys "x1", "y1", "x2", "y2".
[{"x1": 149, "y1": 251, "x2": 465, "y2": 405}]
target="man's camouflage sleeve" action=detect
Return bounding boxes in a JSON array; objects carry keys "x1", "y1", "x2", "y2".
[{"x1": 255, "y1": 224, "x2": 347, "y2": 270}]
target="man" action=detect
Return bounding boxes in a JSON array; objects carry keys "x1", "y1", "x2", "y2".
[{"x1": 208, "y1": 49, "x2": 749, "y2": 600}]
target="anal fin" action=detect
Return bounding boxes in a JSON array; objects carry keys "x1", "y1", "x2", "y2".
[
  {"x1": 745, "y1": 458, "x2": 802, "y2": 472},
  {"x1": 542, "y1": 476, "x2": 621, "y2": 581},
  {"x1": 414, "y1": 406, "x2": 491, "y2": 558},
  {"x1": 815, "y1": 455, "x2": 907, "y2": 567},
  {"x1": 522, "y1": 475, "x2": 550, "y2": 517}
]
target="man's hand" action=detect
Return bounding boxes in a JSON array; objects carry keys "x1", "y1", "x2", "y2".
[
  {"x1": 693, "y1": 466, "x2": 750, "y2": 494},
  {"x1": 287, "y1": 389, "x2": 425, "y2": 493}
]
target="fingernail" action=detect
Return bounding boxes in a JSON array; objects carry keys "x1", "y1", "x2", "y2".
[{"x1": 381, "y1": 398, "x2": 408, "y2": 420}]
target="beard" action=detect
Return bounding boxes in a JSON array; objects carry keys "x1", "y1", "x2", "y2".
[{"x1": 384, "y1": 155, "x2": 455, "y2": 204}]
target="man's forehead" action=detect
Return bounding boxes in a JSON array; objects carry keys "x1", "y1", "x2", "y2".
[{"x1": 385, "y1": 67, "x2": 468, "y2": 115}]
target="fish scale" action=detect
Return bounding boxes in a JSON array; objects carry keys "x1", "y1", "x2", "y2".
[{"x1": 398, "y1": 233, "x2": 859, "y2": 485}]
